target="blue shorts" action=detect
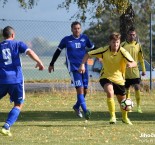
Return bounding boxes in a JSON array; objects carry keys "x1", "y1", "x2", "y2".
[
  {"x1": 70, "y1": 70, "x2": 89, "y2": 89},
  {"x1": 0, "y1": 83, "x2": 25, "y2": 104}
]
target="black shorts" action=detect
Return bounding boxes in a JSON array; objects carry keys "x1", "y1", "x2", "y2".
[
  {"x1": 125, "y1": 78, "x2": 141, "y2": 89},
  {"x1": 99, "y1": 78, "x2": 126, "y2": 96}
]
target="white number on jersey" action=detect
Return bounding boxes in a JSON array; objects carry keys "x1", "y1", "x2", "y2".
[
  {"x1": 75, "y1": 80, "x2": 81, "y2": 87},
  {"x1": 75, "y1": 43, "x2": 81, "y2": 48},
  {"x1": 2, "y1": 48, "x2": 12, "y2": 65}
]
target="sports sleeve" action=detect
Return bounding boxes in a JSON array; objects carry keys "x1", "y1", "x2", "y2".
[
  {"x1": 88, "y1": 47, "x2": 107, "y2": 59},
  {"x1": 120, "y1": 47, "x2": 134, "y2": 63},
  {"x1": 49, "y1": 49, "x2": 61, "y2": 66},
  {"x1": 58, "y1": 37, "x2": 66, "y2": 50},
  {"x1": 18, "y1": 41, "x2": 29, "y2": 54},
  {"x1": 49, "y1": 37, "x2": 66, "y2": 66},
  {"x1": 85, "y1": 35, "x2": 94, "y2": 49},
  {"x1": 138, "y1": 44, "x2": 146, "y2": 72}
]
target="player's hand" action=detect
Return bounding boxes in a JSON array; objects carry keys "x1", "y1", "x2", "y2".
[
  {"x1": 35, "y1": 62, "x2": 45, "y2": 70},
  {"x1": 78, "y1": 64, "x2": 85, "y2": 74},
  {"x1": 141, "y1": 72, "x2": 146, "y2": 76},
  {"x1": 126, "y1": 61, "x2": 137, "y2": 68},
  {"x1": 126, "y1": 63, "x2": 132, "y2": 68},
  {"x1": 48, "y1": 65, "x2": 54, "y2": 73}
]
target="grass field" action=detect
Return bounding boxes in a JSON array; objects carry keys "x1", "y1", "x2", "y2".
[{"x1": 0, "y1": 89, "x2": 155, "y2": 145}]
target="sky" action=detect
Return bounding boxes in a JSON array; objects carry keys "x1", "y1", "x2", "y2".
[
  {"x1": 0, "y1": 0, "x2": 78, "y2": 21},
  {"x1": 0, "y1": 0, "x2": 91, "y2": 42}
]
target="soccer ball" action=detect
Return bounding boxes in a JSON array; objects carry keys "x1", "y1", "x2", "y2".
[{"x1": 121, "y1": 98, "x2": 134, "y2": 111}]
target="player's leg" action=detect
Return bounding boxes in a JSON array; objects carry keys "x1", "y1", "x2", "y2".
[
  {"x1": 1, "y1": 83, "x2": 25, "y2": 136},
  {"x1": 0, "y1": 84, "x2": 12, "y2": 136},
  {"x1": 125, "y1": 79, "x2": 131, "y2": 99},
  {"x1": 70, "y1": 72, "x2": 81, "y2": 113},
  {"x1": 76, "y1": 87, "x2": 91, "y2": 120},
  {"x1": 134, "y1": 83, "x2": 142, "y2": 113},
  {"x1": 84, "y1": 88, "x2": 88, "y2": 98},
  {"x1": 82, "y1": 71, "x2": 91, "y2": 120},
  {"x1": 71, "y1": 71, "x2": 90, "y2": 119},
  {"x1": 114, "y1": 84, "x2": 133, "y2": 125},
  {"x1": 100, "y1": 79, "x2": 116, "y2": 124}
]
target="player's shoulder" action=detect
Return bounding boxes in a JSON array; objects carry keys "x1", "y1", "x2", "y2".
[
  {"x1": 120, "y1": 41, "x2": 126, "y2": 47},
  {"x1": 120, "y1": 46, "x2": 127, "y2": 52},
  {"x1": 0, "y1": 40, "x2": 22, "y2": 45},
  {"x1": 81, "y1": 34, "x2": 88, "y2": 37},
  {"x1": 96, "y1": 45, "x2": 109, "y2": 53},
  {"x1": 120, "y1": 47, "x2": 132, "y2": 58},
  {"x1": 80, "y1": 34, "x2": 90, "y2": 39},
  {"x1": 61, "y1": 35, "x2": 72, "y2": 41}
]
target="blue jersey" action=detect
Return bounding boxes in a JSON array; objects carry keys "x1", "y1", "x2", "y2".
[
  {"x1": 0, "y1": 40, "x2": 28, "y2": 84},
  {"x1": 58, "y1": 34, "x2": 94, "y2": 72}
]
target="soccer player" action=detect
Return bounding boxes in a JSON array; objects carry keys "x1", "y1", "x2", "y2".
[
  {"x1": 121, "y1": 27, "x2": 146, "y2": 113},
  {"x1": 79, "y1": 32, "x2": 137, "y2": 125},
  {"x1": 0, "y1": 26, "x2": 45, "y2": 136},
  {"x1": 48, "y1": 21, "x2": 94, "y2": 120}
]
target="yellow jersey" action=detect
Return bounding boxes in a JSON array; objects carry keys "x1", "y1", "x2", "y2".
[
  {"x1": 88, "y1": 46, "x2": 134, "y2": 85},
  {"x1": 121, "y1": 41, "x2": 145, "y2": 79}
]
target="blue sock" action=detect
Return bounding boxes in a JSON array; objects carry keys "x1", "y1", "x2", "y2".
[
  {"x1": 77, "y1": 94, "x2": 87, "y2": 113},
  {"x1": 74, "y1": 94, "x2": 86, "y2": 109},
  {"x1": 74, "y1": 100, "x2": 80, "y2": 109},
  {"x1": 4, "y1": 107, "x2": 21, "y2": 129}
]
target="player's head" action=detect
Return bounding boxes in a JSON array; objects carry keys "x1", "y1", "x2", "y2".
[
  {"x1": 109, "y1": 32, "x2": 121, "y2": 51},
  {"x1": 71, "y1": 21, "x2": 81, "y2": 38},
  {"x1": 127, "y1": 26, "x2": 136, "y2": 42},
  {"x1": 3, "y1": 26, "x2": 15, "y2": 39}
]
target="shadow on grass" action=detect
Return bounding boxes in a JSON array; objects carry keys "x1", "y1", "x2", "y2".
[{"x1": 0, "y1": 111, "x2": 155, "y2": 122}]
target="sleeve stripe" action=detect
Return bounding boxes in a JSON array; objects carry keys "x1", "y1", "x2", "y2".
[
  {"x1": 58, "y1": 47, "x2": 62, "y2": 51},
  {"x1": 120, "y1": 50, "x2": 133, "y2": 62},
  {"x1": 25, "y1": 48, "x2": 31, "y2": 54},
  {"x1": 90, "y1": 48, "x2": 108, "y2": 55}
]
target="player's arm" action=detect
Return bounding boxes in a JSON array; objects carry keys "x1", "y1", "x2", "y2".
[
  {"x1": 138, "y1": 45, "x2": 146, "y2": 76},
  {"x1": 120, "y1": 47, "x2": 137, "y2": 68},
  {"x1": 79, "y1": 47, "x2": 104, "y2": 73},
  {"x1": 48, "y1": 48, "x2": 61, "y2": 73},
  {"x1": 26, "y1": 49, "x2": 45, "y2": 70},
  {"x1": 78, "y1": 53, "x2": 90, "y2": 74},
  {"x1": 126, "y1": 61, "x2": 137, "y2": 68}
]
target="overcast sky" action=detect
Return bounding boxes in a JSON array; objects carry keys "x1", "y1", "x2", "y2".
[{"x1": 0, "y1": 0, "x2": 78, "y2": 21}]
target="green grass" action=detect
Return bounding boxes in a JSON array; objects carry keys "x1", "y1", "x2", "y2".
[{"x1": 0, "y1": 89, "x2": 155, "y2": 145}]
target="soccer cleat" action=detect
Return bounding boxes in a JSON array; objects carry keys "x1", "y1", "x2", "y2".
[
  {"x1": 0, "y1": 128, "x2": 12, "y2": 136},
  {"x1": 137, "y1": 106, "x2": 143, "y2": 113},
  {"x1": 84, "y1": 110, "x2": 91, "y2": 120},
  {"x1": 122, "y1": 118, "x2": 133, "y2": 125},
  {"x1": 73, "y1": 106, "x2": 83, "y2": 118},
  {"x1": 109, "y1": 117, "x2": 116, "y2": 124}
]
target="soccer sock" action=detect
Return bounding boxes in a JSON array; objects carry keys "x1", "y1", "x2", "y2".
[
  {"x1": 77, "y1": 94, "x2": 87, "y2": 113},
  {"x1": 4, "y1": 107, "x2": 21, "y2": 129},
  {"x1": 74, "y1": 100, "x2": 80, "y2": 109},
  {"x1": 121, "y1": 108, "x2": 128, "y2": 120},
  {"x1": 135, "y1": 90, "x2": 141, "y2": 107},
  {"x1": 107, "y1": 98, "x2": 116, "y2": 118},
  {"x1": 126, "y1": 89, "x2": 130, "y2": 99},
  {"x1": 74, "y1": 93, "x2": 86, "y2": 109}
]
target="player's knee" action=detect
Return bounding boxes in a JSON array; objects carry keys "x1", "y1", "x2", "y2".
[
  {"x1": 134, "y1": 84, "x2": 140, "y2": 90},
  {"x1": 14, "y1": 103, "x2": 23, "y2": 110}
]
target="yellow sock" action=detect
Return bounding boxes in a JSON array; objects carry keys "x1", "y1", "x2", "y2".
[
  {"x1": 126, "y1": 89, "x2": 130, "y2": 99},
  {"x1": 121, "y1": 108, "x2": 128, "y2": 120},
  {"x1": 107, "y1": 98, "x2": 116, "y2": 118},
  {"x1": 135, "y1": 90, "x2": 141, "y2": 107}
]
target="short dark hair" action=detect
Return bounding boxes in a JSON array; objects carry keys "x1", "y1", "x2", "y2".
[
  {"x1": 109, "y1": 32, "x2": 121, "y2": 41},
  {"x1": 127, "y1": 26, "x2": 136, "y2": 33},
  {"x1": 3, "y1": 26, "x2": 14, "y2": 38},
  {"x1": 71, "y1": 21, "x2": 81, "y2": 28}
]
